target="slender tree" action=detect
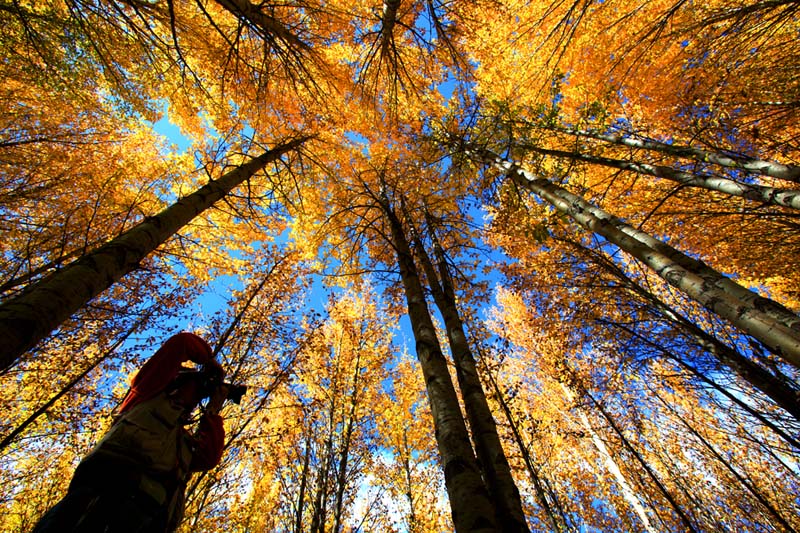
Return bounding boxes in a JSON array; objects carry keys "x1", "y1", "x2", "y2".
[
  {"x1": 376, "y1": 188, "x2": 499, "y2": 532},
  {"x1": 407, "y1": 207, "x2": 529, "y2": 532},
  {"x1": 0, "y1": 137, "x2": 309, "y2": 369}
]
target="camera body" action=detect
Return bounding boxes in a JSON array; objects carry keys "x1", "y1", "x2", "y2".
[
  {"x1": 175, "y1": 369, "x2": 247, "y2": 405},
  {"x1": 201, "y1": 373, "x2": 248, "y2": 405},
  {"x1": 225, "y1": 383, "x2": 248, "y2": 404}
]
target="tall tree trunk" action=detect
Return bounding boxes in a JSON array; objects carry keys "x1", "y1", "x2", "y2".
[
  {"x1": 0, "y1": 136, "x2": 308, "y2": 370},
  {"x1": 214, "y1": 0, "x2": 312, "y2": 54},
  {"x1": 550, "y1": 126, "x2": 800, "y2": 183},
  {"x1": 380, "y1": 0, "x2": 402, "y2": 58},
  {"x1": 408, "y1": 212, "x2": 529, "y2": 533},
  {"x1": 401, "y1": 430, "x2": 420, "y2": 533},
  {"x1": 379, "y1": 196, "x2": 499, "y2": 533},
  {"x1": 311, "y1": 395, "x2": 337, "y2": 533},
  {"x1": 332, "y1": 350, "x2": 363, "y2": 533},
  {"x1": 295, "y1": 433, "x2": 313, "y2": 533},
  {"x1": 518, "y1": 142, "x2": 800, "y2": 210},
  {"x1": 467, "y1": 147, "x2": 800, "y2": 370}
]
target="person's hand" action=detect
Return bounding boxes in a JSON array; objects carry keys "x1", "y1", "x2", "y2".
[{"x1": 206, "y1": 383, "x2": 230, "y2": 415}]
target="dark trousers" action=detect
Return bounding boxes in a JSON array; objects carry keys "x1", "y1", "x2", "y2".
[{"x1": 31, "y1": 457, "x2": 169, "y2": 533}]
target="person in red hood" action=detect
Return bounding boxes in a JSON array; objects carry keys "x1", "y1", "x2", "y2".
[{"x1": 33, "y1": 332, "x2": 228, "y2": 533}]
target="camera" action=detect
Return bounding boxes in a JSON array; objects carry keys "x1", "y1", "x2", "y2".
[
  {"x1": 175, "y1": 370, "x2": 248, "y2": 405},
  {"x1": 224, "y1": 383, "x2": 248, "y2": 404},
  {"x1": 203, "y1": 375, "x2": 247, "y2": 405}
]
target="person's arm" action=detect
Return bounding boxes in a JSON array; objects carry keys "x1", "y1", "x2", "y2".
[
  {"x1": 190, "y1": 384, "x2": 228, "y2": 471},
  {"x1": 119, "y1": 332, "x2": 218, "y2": 413}
]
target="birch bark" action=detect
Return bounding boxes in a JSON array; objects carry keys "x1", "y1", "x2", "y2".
[
  {"x1": 380, "y1": 197, "x2": 499, "y2": 533},
  {"x1": 556, "y1": 127, "x2": 800, "y2": 183},
  {"x1": 519, "y1": 143, "x2": 800, "y2": 211},
  {"x1": 467, "y1": 147, "x2": 800, "y2": 370}
]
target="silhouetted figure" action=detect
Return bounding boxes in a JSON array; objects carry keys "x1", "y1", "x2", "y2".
[{"x1": 33, "y1": 332, "x2": 229, "y2": 533}]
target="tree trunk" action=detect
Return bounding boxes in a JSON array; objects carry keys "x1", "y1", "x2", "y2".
[
  {"x1": 380, "y1": 0, "x2": 402, "y2": 58},
  {"x1": 214, "y1": 0, "x2": 312, "y2": 53},
  {"x1": 379, "y1": 196, "x2": 499, "y2": 533},
  {"x1": 400, "y1": 429, "x2": 420, "y2": 533},
  {"x1": 518, "y1": 143, "x2": 800, "y2": 211},
  {"x1": 311, "y1": 394, "x2": 337, "y2": 533},
  {"x1": 468, "y1": 147, "x2": 800, "y2": 370},
  {"x1": 0, "y1": 136, "x2": 308, "y2": 370},
  {"x1": 601, "y1": 319, "x2": 800, "y2": 450},
  {"x1": 553, "y1": 127, "x2": 800, "y2": 183},
  {"x1": 332, "y1": 351, "x2": 363, "y2": 533},
  {"x1": 295, "y1": 433, "x2": 312, "y2": 533},
  {"x1": 560, "y1": 383, "x2": 660, "y2": 533},
  {"x1": 409, "y1": 214, "x2": 529, "y2": 533}
]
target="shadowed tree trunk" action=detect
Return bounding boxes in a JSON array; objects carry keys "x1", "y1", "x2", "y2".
[
  {"x1": 407, "y1": 209, "x2": 529, "y2": 532},
  {"x1": 332, "y1": 350, "x2": 363, "y2": 533},
  {"x1": 601, "y1": 318, "x2": 800, "y2": 450},
  {"x1": 401, "y1": 429, "x2": 420, "y2": 533},
  {"x1": 377, "y1": 193, "x2": 499, "y2": 533},
  {"x1": 295, "y1": 432, "x2": 312, "y2": 533},
  {"x1": 0, "y1": 136, "x2": 309, "y2": 370}
]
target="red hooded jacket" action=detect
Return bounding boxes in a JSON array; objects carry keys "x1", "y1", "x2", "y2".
[{"x1": 119, "y1": 332, "x2": 225, "y2": 471}]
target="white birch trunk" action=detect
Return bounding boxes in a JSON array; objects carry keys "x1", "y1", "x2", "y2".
[
  {"x1": 562, "y1": 128, "x2": 800, "y2": 183},
  {"x1": 561, "y1": 384, "x2": 659, "y2": 533}
]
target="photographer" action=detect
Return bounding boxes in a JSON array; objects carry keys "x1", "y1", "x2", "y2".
[{"x1": 33, "y1": 332, "x2": 230, "y2": 533}]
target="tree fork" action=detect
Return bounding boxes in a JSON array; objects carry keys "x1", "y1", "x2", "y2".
[
  {"x1": 0, "y1": 137, "x2": 310, "y2": 370},
  {"x1": 409, "y1": 212, "x2": 529, "y2": 533},
  {"x1": 379, "y1": 196, "x2": 499, "y2": 532}
]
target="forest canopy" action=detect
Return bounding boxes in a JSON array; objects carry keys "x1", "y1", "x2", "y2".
[{"x1": 1, "y1": 0, "x2": 799, "y2": 531}]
